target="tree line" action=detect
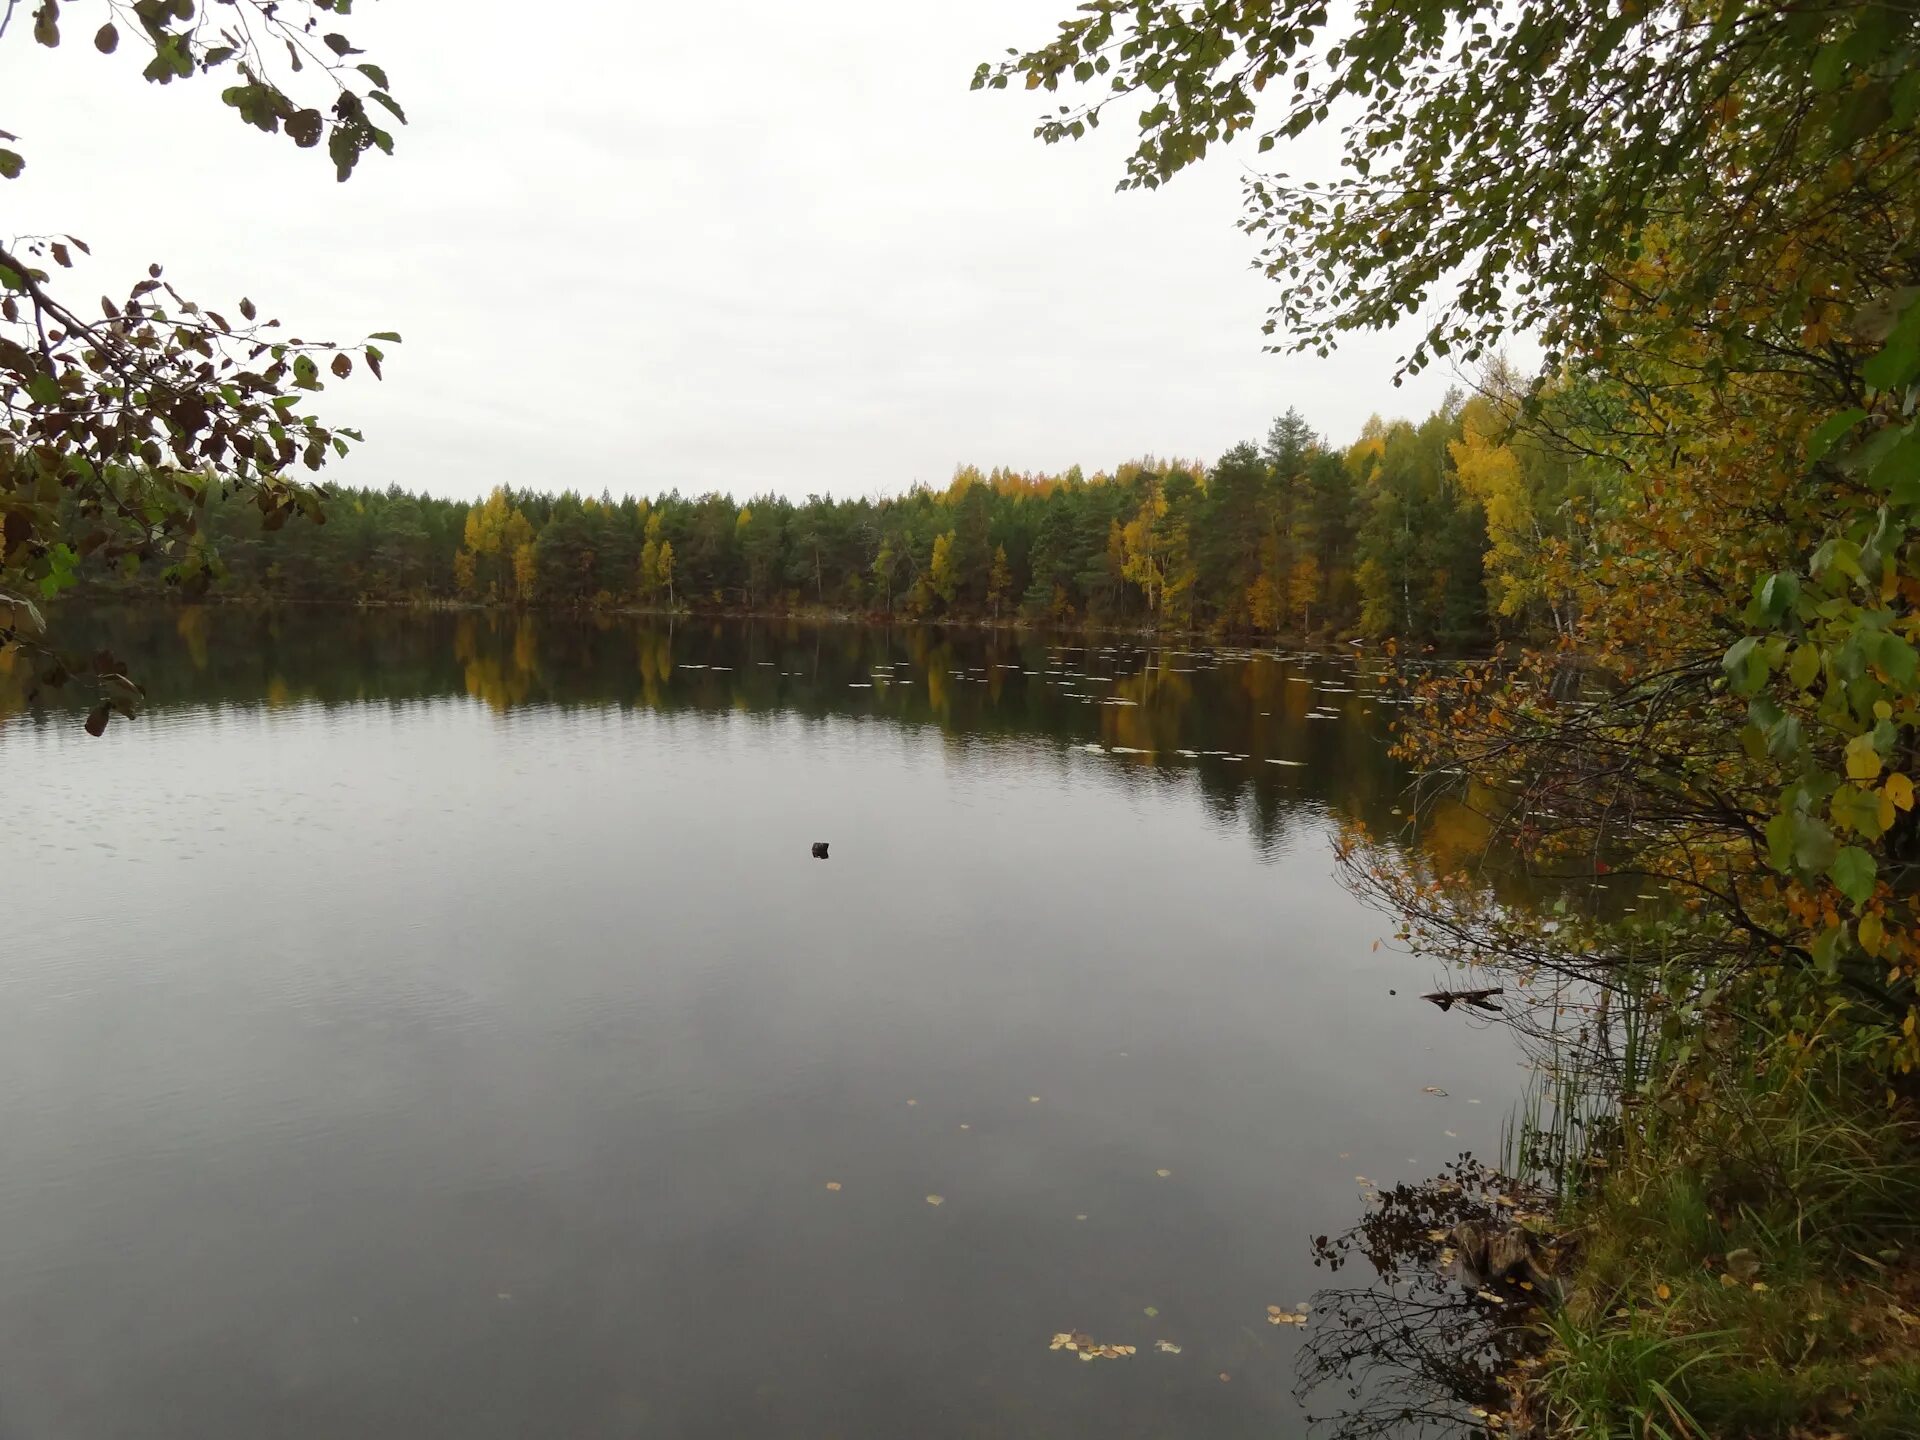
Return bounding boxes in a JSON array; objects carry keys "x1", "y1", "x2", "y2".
[{"x1": 67, "y1": 393, "x2": 1580, "y2": 645}]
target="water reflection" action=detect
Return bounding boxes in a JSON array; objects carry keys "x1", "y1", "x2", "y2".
[
  {"x1": 10, "y1": 605, "x2": 1428, "y2": 858},
  {"x1": 1301, "y1": 1161, "x2": 1551, "y2": 1440},
  {"x1": 0, "y1": 604, "x2": 1539, "y2": 1440}
]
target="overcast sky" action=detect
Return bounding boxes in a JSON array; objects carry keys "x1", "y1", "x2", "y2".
[{"x1": 4, "y1": 0, "x2": 1469, "y2": 503}]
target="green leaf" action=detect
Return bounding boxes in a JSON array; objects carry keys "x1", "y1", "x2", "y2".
[
  {"x1": 1829, "y1": 846, "x2": 1877, "y2": 906},
  {"x1": 1722, "y1": 636, "x2": 1766, "y2": 695},
  {"x1": 1758, "y1": 572, "x2": 1799, "y2": 620},
  {"x1": 94, "y1": 21, "x2": 118, "y2": 53},
  {"x1": 368, "y1": 330, "x2": 402, "y2": 343},
  {"x1": 1881, "y1": 634, "x2": 1918, "y2": 685},
  {"x1": 1791, "y1": 811, "x2": 1837, "y2": 871},
  {"x1": 1806, "y1": 408, "x2": 1866, "y2": 462},
  {"x1": 1810, "y1": 40, "x2": 1847, "y2": 92},
  {"x1": 1863, "y1": 293, "x2": 1920, "y2": 392},
  {"x1": 1831, "y1": 784, "x2": 1885, "y2": 839},
  {"x1": 0, "y1": 149, "x2": 23, "y2": 180},
  {"x1": 1788, "y1": 642, "x2": 1821, "y2": 690}
]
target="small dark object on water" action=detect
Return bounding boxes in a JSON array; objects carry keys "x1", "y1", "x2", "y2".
[
  {"x1": 1422, "y1": 987, "x2": 1503, "y2": 1013},
  {"x1": 1388, "y1": 988, "x2": 1397, "y2": 996},
  {"x1": 811, "y1": 842, "x2": 829, "y2": 860}
]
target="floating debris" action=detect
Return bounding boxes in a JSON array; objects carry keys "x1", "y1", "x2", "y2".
[
  {"x1": 1050, "y1": 1332, "x2": 1136, "y2": 1360},
  {"x1": 825, "y1": 1181, "x2": 842, "y2": 1191},
  {"x1": 1267, "y1": 1304, "x2": 1309, "y2": 1326},
  {"x1": 1422, "y1": 987, "x2": 1504, "y2": 1014},
  {"x1": 1154, "y1": 1339, "x2": 1182, "y2": 1354},
  {"x1": 1155, "y1": 1168, "x2": 1172, "y2": 1178},
  {"x1": 1423, "y1": 1085, "x2": 1449, "y2": 1096},
  {"x1": 926, "y1": 1194, "x2": 945, "y2": 1207}
]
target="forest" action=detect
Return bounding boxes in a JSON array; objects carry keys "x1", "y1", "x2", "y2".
[{"x1": 66, "y1": 394, "x2": 1568, "y2": 645}]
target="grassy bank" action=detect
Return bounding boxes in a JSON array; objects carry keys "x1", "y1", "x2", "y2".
[{"x1": 1512, "y1": 979, "x2": 1920, "y2": 1439}]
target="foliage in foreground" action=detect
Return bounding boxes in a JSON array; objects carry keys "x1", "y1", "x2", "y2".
[
  {"x1": 1, "y1": 0, "x2": 402, "y2": 732},
  {"x1": 986, "y1": 0, "x2": 1920, "y2": 1432}
]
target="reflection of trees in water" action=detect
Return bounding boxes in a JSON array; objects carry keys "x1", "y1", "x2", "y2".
[
  {"x1": 1298, "y1": 1160, "x2": 1548, "y2": 1440},
  {"x1": 18, "y1": 607, "x2": 1512, "y2": 865}
]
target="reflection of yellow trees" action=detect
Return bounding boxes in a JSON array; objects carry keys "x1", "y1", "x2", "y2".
[
  {"x1": 636, "y1": 628, "x2": 673, "y2": 706},
  {"x1": 1100, "y1": 652, "x2": 1194, "y2": 757},
  {"x1": 924, "y1": 643, "x2": 953, "y2": 721},
  {"x1": 1240, "y1": 658, "x2": 1284, "y2": 722},
  {"x1": 0, "y1": 645, "x2": 26, "y2": 721},
  {"x1": 1416, "y1": 792, "x2": 1496, "y2": 873},
  {"x1": 175, "y1": 606, "x2": 211, "y2": 671},
  {"x1": 453, "y1": 613, "x2": 539, "y2": 713},
  {"x1": 265, "y1": 676, "x2": 293, "y2": 709}
]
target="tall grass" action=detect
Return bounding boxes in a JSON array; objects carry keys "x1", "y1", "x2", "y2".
[{"x1": 1498, "y1": 966, "x2": 1920, "y2": 1438}]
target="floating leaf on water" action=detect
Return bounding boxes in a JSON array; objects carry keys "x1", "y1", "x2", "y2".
[
  {"x1": 1467, "y1": 1098, "x2": 1482, "y2": 1104},
  {"x1": 1427, "y1": 1229, "x2": 1450, "y2": 1242},
  {"x1": 906, "y1": 1099, "x2": 917, "y2": 1106},
  {"x1": 825, "y1": 1181, "x2": 842, "y2": 1191},
  {"x1": 1075, "y1": 1214, "x2": 1088, "y2": 1221},
  {"x1": 1267, "y1": 1305, "x2": 1284, "y2": 1316},
  {"x1": 1155, "y1": 1168, "x2": 1172, "y2": 1178},
  {"x1": 1445, "y1": 1130, "x2": 1459, "y2": 1138},
  {"x1": 959, "y1": 1123, "x2": 970, "y2": 1131},
  {"x1": 1154, "y1": 1339, "x2": 1182, "y2": 1354},
  {"x1": 1143, "y1": 1306, "x2": 1158, "y2": 1317},
  {"x1": 1029, "y1": 1096, "x2": 1040, "y2": 1103},
  {"x1": 926, "y1": 1195, "x2": 944, "y2": 1207},
  {"x1": 1476, "y1": 1289, "x2": 1505, "y2": 1304},
  {"x1": 1422, "y1": 1086, "x2": 1448, "y2": 1096},
  {"x1": 1218, "y1": 1372, "x2": 1231, "y2": 1382}
]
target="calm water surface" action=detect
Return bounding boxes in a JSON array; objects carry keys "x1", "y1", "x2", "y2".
[{"x1": 0, "y1": 609, "x2": 1525, "y2": 1439}]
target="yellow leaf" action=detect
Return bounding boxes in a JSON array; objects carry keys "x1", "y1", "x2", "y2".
[
  {"x1": 1156, "y1": 1168, "x2": 1172, "y2": 1178},
  {"x1": 1655, "y1": 1283, "x2": 1671, "y2": 1300},
  {"x1": 1860, "y1": 912, "x2": 1885, "y2": 956},
  {"x1": 926, "y1": 1194, "x2": 944, "y2": 1206},
  {"x1": 825, "y1": 1181, "x2": 842, "y2": 1191},
  {"x1": 1886, "y1": 773, "x2": 1914, "y2": 812},
  {"x1": 1847, "y1": 733, "x2": 1883, "y2": 781}
]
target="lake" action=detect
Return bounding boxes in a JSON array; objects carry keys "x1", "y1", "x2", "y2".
[{"x1": 0, "y1": 608, "x2": 1526, "y2": 1439}]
